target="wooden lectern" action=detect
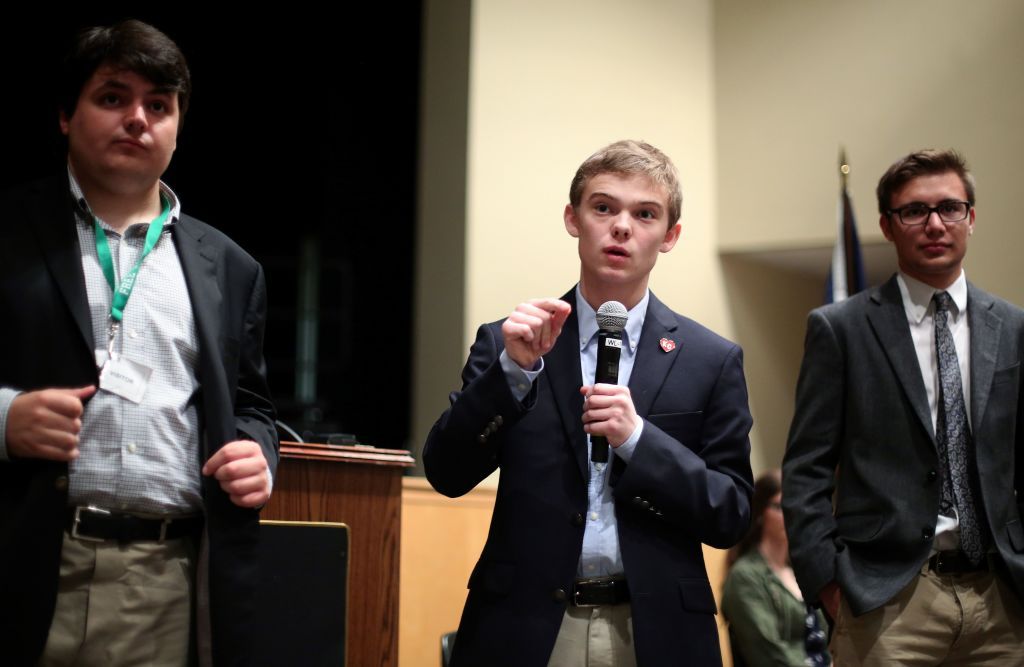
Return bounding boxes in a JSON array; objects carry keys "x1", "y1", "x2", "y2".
[{"x1": 261, "y1": 441, "x2": 415, "y2": 667}]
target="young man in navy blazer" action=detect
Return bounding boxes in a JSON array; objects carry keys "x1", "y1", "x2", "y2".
[{"x1": 425, "y1": 140, "x2": 754, "y2": 666}]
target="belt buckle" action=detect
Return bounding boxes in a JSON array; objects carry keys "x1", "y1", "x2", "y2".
[
  {"x1": 573, "y1": 586, "x2": 599, "y2": 608},
  {"x1": 158, "y1": 518, "x2": 171, "y2": 542},
  {"x1": 572, "y1": 577, "x2": 610, "y2": 608},
  {"x1": 71, "y1": 505, "x2": 110, "y2": 542}
]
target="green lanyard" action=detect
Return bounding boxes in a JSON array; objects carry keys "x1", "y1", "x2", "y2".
[{"x1": 93, "y1": 194, "x2": 171, "y2": 327}]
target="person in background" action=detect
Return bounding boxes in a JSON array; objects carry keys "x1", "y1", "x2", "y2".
[{"x1": 722, "y1": 470, "x2": 828, "y2": 667}]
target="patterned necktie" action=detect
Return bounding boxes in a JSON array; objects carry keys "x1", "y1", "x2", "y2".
[{"x1": 933, "y1": 291, "x2": 986, "y2": 563}]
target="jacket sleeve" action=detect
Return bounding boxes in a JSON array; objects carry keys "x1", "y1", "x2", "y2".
[
  {"x1": 612, "y1": 343, "x2": 754, "y2": 549},
  {"x1": 423, "y1": 323, "x2": 532, "y2": 498},
  {"x1": 782, "y1": 309, "x2": 844, "y2": 603},
  {"x1": 233, "y1": 262, "x2": 279, "y2": 478}
]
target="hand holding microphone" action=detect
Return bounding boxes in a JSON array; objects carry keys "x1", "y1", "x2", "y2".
[{"x1": 585, "y1": 301, "x2": 636, "y2": 463}]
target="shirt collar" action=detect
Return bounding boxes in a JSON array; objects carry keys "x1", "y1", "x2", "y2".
[
  {"x1": 67, "y1": 163, "x2": 182, "y2": 230},
  {"x1": 575, "y1": 286, "x2": 648, "y2": 354},
  {"x1": 896, "y1": 270, "x2": 968, "y2": 324}
]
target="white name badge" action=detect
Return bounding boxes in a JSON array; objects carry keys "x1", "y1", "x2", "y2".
[{"x1": 99, "y1": 356, "x2": 152, "y2": 404}]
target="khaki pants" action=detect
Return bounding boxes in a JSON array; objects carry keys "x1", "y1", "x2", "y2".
[
  {"x1": 830, "y1": 563, "x2": 1024, "y2": 666},
  {"x1": 546, "y1": 603, "x2": 636, "y2": 667},
  {"x1": 38, "y1": 532, "x2": 195, "y2": 667}
]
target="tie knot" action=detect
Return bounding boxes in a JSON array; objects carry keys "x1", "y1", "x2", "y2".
[{"x1": 934, "y1": 291, "x2": 953, "y2": 314}]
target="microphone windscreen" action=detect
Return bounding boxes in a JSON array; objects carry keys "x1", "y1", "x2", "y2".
[{"x1": 596, "y1": 301, "x2": 628, "y2": 333}]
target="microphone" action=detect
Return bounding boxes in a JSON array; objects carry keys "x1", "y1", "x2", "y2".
[{"x1": 591, "y1": 301, "x2": 628, "y2": 464}]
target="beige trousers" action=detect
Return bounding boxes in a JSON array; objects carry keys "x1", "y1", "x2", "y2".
[
  {"x1": 38, "y1": 532, "x2": 195, "y2": 667},
  {"x1": 830, "y1": 563, "x2": 1024, "y2": 666},
  {"x1": 546, "y1": 603, "x2": 636, "y2": 667}
]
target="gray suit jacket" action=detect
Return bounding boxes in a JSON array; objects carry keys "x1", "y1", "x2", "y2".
[{"x1": 782, "y1": 274, "x2": 1024, "y2": 615}]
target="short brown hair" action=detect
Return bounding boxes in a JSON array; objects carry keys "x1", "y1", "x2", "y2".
[
  {"x1": 569, "y1": 140, "x2": 683, "y2": 227},
  {"x1": 876, "y1": 149, "x2": 975, "y2": 215},
  {"x1": 60, "y1": 19, "x2": 191, "y2": 126}
]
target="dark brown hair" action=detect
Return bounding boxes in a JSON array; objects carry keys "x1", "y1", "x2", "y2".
[
  {"x1": 876, "y1": 149, "x2": 975, "y2": 215},
  {"x1": 60, "y1": 19, "x2": 191, "y2": 125}
]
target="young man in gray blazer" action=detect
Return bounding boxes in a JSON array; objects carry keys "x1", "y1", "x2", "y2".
[{"x1": 784, "y1": 149, "x2": 1024, "y2": 664}]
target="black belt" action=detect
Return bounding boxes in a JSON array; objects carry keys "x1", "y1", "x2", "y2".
[
  {"x1": 68, "y1": 506, "x2": 201, "y2": 543},
  {"x1": 928, "y1": 550, "x2": 990, "y2": 575},
  {"x1": 572, "y1": 577, "x2": 630, "y2": 607}
]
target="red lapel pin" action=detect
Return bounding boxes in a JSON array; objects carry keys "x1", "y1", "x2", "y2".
[{"x1": 659, "y1": 337, "x2": 676, "y2": 353}]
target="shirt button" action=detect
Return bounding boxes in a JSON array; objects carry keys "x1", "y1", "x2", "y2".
[
  {"x1": 589, "y1": 512, "x2": 599, "y2": 521},
  {"x1": 129, "y1": 329, "x2": 139, "y2": 339},
  {"x1": 517, "y1": 384, "x2": 527, "y2": 392},
  {"x1": 127, "y1": 443, "x2": 138, "y2": 454}
]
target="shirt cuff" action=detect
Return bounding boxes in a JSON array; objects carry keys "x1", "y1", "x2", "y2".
[
  {"x1": 612, "y1": 420, "x2": 644, "y2": 464},
  {"x1": 500, "y1": 349, "x2": 544, "y2": 402},
  {"x1": 0, "y1": 388, "x2": 23, "y2": 461}
]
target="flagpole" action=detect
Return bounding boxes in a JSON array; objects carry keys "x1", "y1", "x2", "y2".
[{"x1": 839, "y1": 147, "x2": 849, "y2": 191}]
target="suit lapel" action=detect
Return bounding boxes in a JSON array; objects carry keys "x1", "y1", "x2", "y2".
[
  {"x1": 865, "y1": 275, "x2": 935, "y2": 442},
  {"x1": 30, "y1": 175, "x2": 94, "y2": 353},
  {"x1": 543, "y1": 291, "x2": 588, "y2": 481},
  {"x1": 628, "y1": 292, "x2": 680, "y2": 417},
  {"x1": 967, "y1": 283, "x2": 1000, "y2": 430},
  {"x1": 173, "y1": 216, "x2": 222, "y2": 376}
]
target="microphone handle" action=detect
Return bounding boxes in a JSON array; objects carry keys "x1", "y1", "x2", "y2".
[{"x1": 591, "y1": 329, "x2": 623, "y2": 464}]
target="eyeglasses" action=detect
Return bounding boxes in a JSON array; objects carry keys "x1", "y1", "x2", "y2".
[{"x1": 887, "y1": 200, "x2": 972, "y2": 226}]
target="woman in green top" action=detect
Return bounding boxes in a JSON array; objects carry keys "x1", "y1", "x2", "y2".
[{"x1": 721, "y1": 470, "x2": 829, "y2": 667}]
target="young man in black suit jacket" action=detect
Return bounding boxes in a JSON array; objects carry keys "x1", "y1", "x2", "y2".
[
  {"x1": 0, "y1": 20, "x2": 277, "y2": 665},
  {"x1": 425, "y1": 140, "x2": 754, "y2": 666},
  {"x1": 784, "y1": 149, "x2": 1024, "y2": 664}
]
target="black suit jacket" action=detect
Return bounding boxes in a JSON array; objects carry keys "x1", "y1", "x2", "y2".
[
  {"x1": 783, "y1": 275, "x2": 1024, "y2": 616},
  {"x1": 0, "y1": 174, "x2": 278, "y2": 666},
  {"x1": 424, "y1": 290, "x2": 753, "y2": 667}
]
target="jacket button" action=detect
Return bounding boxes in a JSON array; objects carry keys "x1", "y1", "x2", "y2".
[
  {"x1": 552, "y1": 588, "x2": 567, "y2": 602},
  {"x1": 641, "y1": 500, "x2": 651, "y2": 510},
  {"x1": 477, "y1": 433, "x2": 488, "y2": 444},
  {"x1": 488, "y1": 420, "x2": 498, "y2": 431},
  {"x1": 632, "y1": 496, "x2": 644, "y2": 507},
  {"x1": 922, "y1": 526, "x2": 934, "y2": 541},
  {"x1": 54, "y1": 475, "x2": 68, "y2": 492},
  {"x1": 926, "y1": 470, "x2": 938, "y2": 483},
  {"x1": 494, "y1": 415, "x2": 504, "y2": 426},
  {"x1": 571, "y1": 513, "x2": 584, "y2": 527}
]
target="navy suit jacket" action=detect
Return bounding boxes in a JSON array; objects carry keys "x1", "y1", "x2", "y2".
[
  {"x1": 783, "y1": 275, "x2": 1024, "y2": 616},
  {"x1": 424, "y1": 289, "x2": 753, "y2": 667},
  {"x1": 0, "y1": 174, "x2": 278, "y2": 666}
]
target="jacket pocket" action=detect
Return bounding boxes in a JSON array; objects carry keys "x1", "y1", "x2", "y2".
[
  {"x1": 836, "y1": 512, "x2": 884, "y2": 544},
  {"x1": 467, "y1": 560, "x2": 515, "y2": 596},
  {"x1": 678, "y1": 577, "x2": 717, "y2": 614},
  {"x1": 647, "y1": 411, "x2": 703, "y2": 446}
]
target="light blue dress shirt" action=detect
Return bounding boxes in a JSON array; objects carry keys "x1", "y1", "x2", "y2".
[{"x1": 500, "y1": 287, "x2": 648, "y2": 577}]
